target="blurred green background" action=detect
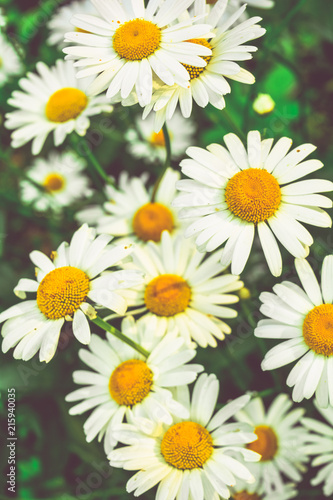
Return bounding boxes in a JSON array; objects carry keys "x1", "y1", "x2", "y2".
[{"x1": 1, "y1": 0, "x2": 333, "y2": 498}]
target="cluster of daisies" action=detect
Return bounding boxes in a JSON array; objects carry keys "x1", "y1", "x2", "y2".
[{"x1": 1, "y1": 0, "x2": 333, "y2": 499}]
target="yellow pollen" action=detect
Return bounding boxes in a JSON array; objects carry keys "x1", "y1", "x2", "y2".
[
  {"x1": 246, "y1": 425, "x2": 278, "y2": 461},
  {"x1": 161, "y1": 421, "x2": 213, "y2": 470},
  {"x1": 182, "y1": 39, "x2": 212, "y2": 80},
  {"x1": 113, "y1": 19, "x2": 161, "y2": 61},
  {"x1": 43, "y1": 173, "x2": 65, "y2": 193},
  {"x1": 303, "y1": 304, "x2": 333, "y2": 356},
  {"x1": 0, "y1": 57, "x2": 3, "y2": 68},
  {"x1": 45, "y1": 87, "x2": 88, "y2": 123},
  {"x1": 225, "y1": 169, "x2": 281, "y2": 224},
  {"x1": 75, "y1": 27, "x2": 91, "y2": 34},
  {"x1": 109, "y1": 359, "x2": 153, "y2": 406},
  {"x1": 233, "y1": 493, "x2": 262, "y2": 500},
  {"x1": 132, "y1": 203, "x2": 174, "y2": 242},
  {"x1": 145, "y1": 274, "x2": 191, "y2": 317},
  {"x1": 37, "y1": 266, "x2": 90, "y2": 319}
]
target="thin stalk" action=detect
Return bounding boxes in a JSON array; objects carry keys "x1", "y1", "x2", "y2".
[
  {"x1": 92, "y1": 316, "x2": 150, "y2": 358},
  {"x1": 151, "y1": 123, "x2": 172, "y2": 202},
  {"x1": 222, "y1": 109, "x2": 246, "y2": 140},
  {"x1": 70, "y1": 135, "x2": 114, "y2": 187}
]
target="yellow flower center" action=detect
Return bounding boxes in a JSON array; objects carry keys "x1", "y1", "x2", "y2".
[
  {"x1": 246, "y1": 425, "x2": 278, "y2": 461},
  {"x1": 233, "y1": 493, "x2": 261, "y2": 500},
  {"x1": 182, "y1": 39, "x2": 212, "y2": 80},
  {"x1": 36, "y1": 266, "x2": 90, "y2": 320},
  {"x1": 113, "y1": 19, "x2": 161, "y2": 61},
  {"x1": 132, "y1": 202, "x2": 174, "y2": 242},
  {"x1": 303, "y1": 304, "x2": 333, "y2": 356},
  {"x1": 161, "y1": 421, "x2": 213, "y2": 470},
  {"x1": 145, "y1": 274, "x2": 191, "y2": 317},
  {"x1": 0, "y1": 57, "x2": 3, "y2": 68},
  {"x1": 45, "y1": 87, "x2": 88, "y2": 123},
  {"x1": 109, "y1": 359, "x2": 153, "y2": 406},
  {"x1": 225, "y1": 169, "x2": 281, "y2": 224},
  {"x1": 43, "y1": 173, "x2": 65, "y2": 193},
  {"x1": 150, "y1": 130, "x2": 165, "y2": 147}
]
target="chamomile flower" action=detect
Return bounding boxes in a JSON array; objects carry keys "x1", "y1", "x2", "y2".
[
  {"x1": 66, "y1": 315, "x2": 203, "y2": 454},
  {"x1": 126, "y1": 111, "x2": 196, "y2": 163},
  {"x1": 109, "y1": 373, "x2": 260, "y2": 499},
  {"x1": 20, "y1": 150, "x2": 92, "y2": 213},
  {"x1": 76, "y1": 168, "x2": 182, "y2": 243},
  {"x1": 5, "y1": 59, "x2": 113, "y2": 155},
  {"x1": 47, "y1": 0, "x2": 99, "y2": 49},
  {"x1": 63, "y1": 0, "x2": 214, "y2": 107},
  {"x1": 255, "y1": 255, "x2": 333, "y2": 408},
  {"x1": 0, "y1": 224, "x2": 143, "y2": 363},
  {"x1": 143, "y1": 1, "x2": 265, "y2": 131},
  {"x1": 121, "y1": 230, "x2": 243, "y2": 348},
  {"x1": 234, "y1": 395, "x2": 309, "y2": 495},
  {"x1": 174, "y1": 131, "x2": 333, "y2": 276},
  {"x1": 0, "y1": 33, "x2": 23, "y2": 86},
  {"x1": 301, "y1": 402, "x2": 333, "y2": 497}
]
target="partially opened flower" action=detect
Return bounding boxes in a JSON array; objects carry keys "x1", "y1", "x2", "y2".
[
  {"x1": 234, "y1": 394, "x2": 309, "y2": 495},
  {"x1": 255, "y1": 255, "x2": 333, "y2": 407},
  {"x1": 142, "y1": 1, "x2": 265, "y2": 131},
  {"x1": 5, "y1": 59, "x2": 113, "y2": 155},
  {"x1": 20, "y1": 150, "x2": 92, "y2": 213},
  {"x1": 126, "y1": 111, "x2": 196, "y2": 163},
  {"x1": 109, "y1": 373, "x2": 260, "y2": 499},
  {"x1": 0, "y1": 33, "x2": 23, "y2": 86},
  {"x1": 76, "y1": 168, "x2": 183, "y2": 243},
  {"x1": 47, "y1": 0, "x2": 100, "y2": 49},
  {"x1": 301, "y1": 402, "x2": 333, "y2": 497},
  {"x1": 0, "y1": 225, "x2": 143, "y2": 363},
  {"x1": 174, "y1": 131, "x2": 333, "y2": 276},
  {"x1": 66, "y1": 315, "x2": 203, "y2": 454},
  {"x1": 120, "y1": 230, "x2": 243, "y2": 348},
  {"x1": 63, "y1": 0, "x2": 214, "y2": 107}
]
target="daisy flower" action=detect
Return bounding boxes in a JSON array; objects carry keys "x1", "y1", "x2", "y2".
[
  {"x1": 20, "y1": 150, "x2": 92, "y2": 213},
  {"x1": 301, "y1": 401, "x2": 333, "y2": 497},
  {"x1": 234, "y1": 394, "x2": 309, "y2": 495},
  {"x1": 66, "y1": 315, "x2": 203, "y2": 454},
  {"x1": 63, "y1": 0, "x2": 214, "y2": 107},
  {"x1": 142, "y1": 1, "x2": 265, "y2": 131},
  {"x1": 0, "y1": 33, "x2": 23, "y2": 86},
  {"x1": 5, "y1": 59, "x2": 113, "y2": 155},
  {"x1": 126, "y1": 111, "x2": 196, "y2": 163},
  {"x1": 120, "y1": 230, "x2": 243, "y2": 348},
  {"x1": 255, "y1": 255, "x2": 333, "y2": 408},
  {"x1": 0, "y1": 224, "x2": 143, "y2": 363},
  {"x1": 110, "y1": 373, "x2": 260, "y2": 499},
  {"x1": 47, "y1": 0, "x2": 99, "y2": 49},
  {"x1": 174, "y1": 131, "x2": 333, "y2": 276},
  {"x1": 76, "y1": 168, "x2": 183, "y2": 243}
]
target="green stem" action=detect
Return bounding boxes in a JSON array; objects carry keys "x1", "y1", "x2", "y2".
[
  {"x1": 264, "y1": 0, "x2": 308, "y2": 48},
  {"x1": 222, "y1": 109, "x2": 246, "y2": 140},
  {"x1": 151, "y1": 123, "x2": 172, "y2": 202},
  {"x1": 92, "y1": 316, "x2": 150, "y2": 358},
  {"x1": 71, "y1": 135, "x2": 114, "y2": 187}
]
